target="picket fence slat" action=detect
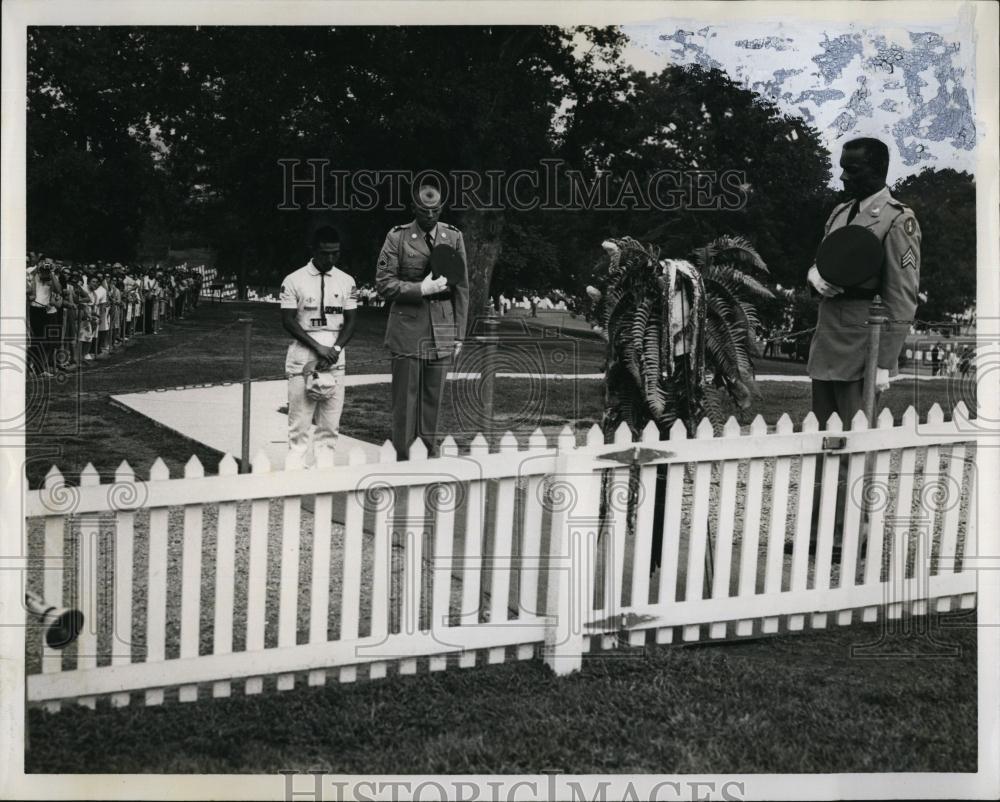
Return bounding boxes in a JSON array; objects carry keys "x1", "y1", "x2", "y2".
[
  {"x1": 489, "y1": 433, "x2": 519, "y2": 663},
  {"x1": 211, "y1": 455, "x2": 239, "y2": 698},
  {"x1": 958, "y1": 451, "x2": 976, "y2": 610},
  {"x1": 368, "y1": 441, "x2": 397, "y2": 680},
  {"x1": 41, "y1": 468, "x2": 66, "y2": 713},
  {"x1": 811, "y1": 415, "x2": 845, "y2": 630},
  {"x1": 860, "y1": 410, "x2": 895, "y2": 621},
  {"x1": 338, "y1": 448, "x2": 368, "y2": 683},
  {"x1": 735, "y1": 417, "x2": 768, "y2": 637},
  {"x1": 628, "y1": 421, "x2": 661, "y2": 646},
  {"x1": 144, "y1": 459, "x2": 170, "y2": 707},
  {"x1": 400, "y1": 440, "x2": 428, "y2": 676},
  {"x1": 835, "y1": 412, "x2": 869, "y2": 627},
  {"x1": 707, "y1": 419, "x2": 741, "y2": 640},
  {"x1": 762, "y1": 414, "x2": 794, "y2": 634},
  {"x1": 459, "y1": 435, "x2": 489, "y2": 668},
  {"x1": 787, "y1": 413, "x2": 819, "y2": 631},
  {"x1": 937, "y1": 443, "x2": 966, "y2": 579},
  {"x1": 656, "y1": 420, "x2": 688, "y2": 644},
  {"x1": 110, "y1": 462, "x2": 135, "y2": 709},
  {"x1": 243, "y1": 454, "x2": 269, "y2": 695},
  {"x1": 276, "y1": 453, "x2": 304, "y2": 690},
  {"x1": 519, "y1": 430, "x2": 548, "y2": 655},
  {"x1": 179, "y1": 456, "x2": 205, "y2": 702},
  {"x1": 888, "y1": 440, "x2": 918, "y2": 620},
  {"x1": 597, "y1": 424, "x2": 631, "y2": 649},
  {"x1": 308, "y1": 451, "x2": 335, "y2": 687},
  {"x1": 430, "y1": 472, "x2": 458, "y2": 673},
  {"x1": 682, "y1": 420, "x2": 716, "y2": 642}
]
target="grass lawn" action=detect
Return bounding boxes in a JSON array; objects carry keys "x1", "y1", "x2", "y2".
[{"x1": 26, "y1": 613, "x2": 977, "y2": 774}]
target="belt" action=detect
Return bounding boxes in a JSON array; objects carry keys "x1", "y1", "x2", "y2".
[
  {"x1": 426, "y1": 291, "x2": 452, "y2": 302},
  {"x1": 839, "y1": 286, "x2": 878, "y2": 300}
]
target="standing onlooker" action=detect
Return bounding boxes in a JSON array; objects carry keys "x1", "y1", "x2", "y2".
[
  {"x1": 93, "y1": 274, "x2": 110, "y2": 358},
  {"x1": 126, "y1": 267, "x2": 142, "y2": 338},
  {"x1": 946, "y1": 347, "x2": 959, "y2": 377},
  {"x1": 807, "y1": 137, "x2": 920, "y2": 426},
  {"x1": 79, "y1": 278, "x2": 98, "y2": 361},
  {"x1": 930, "y1": 343, "x2": 941, "y2": 376},
  {"x1": 26, "y1": 260, "x2": 62, "y2": 377},
  {"x1": 60, "y1": 273, "x2": 80, "y2": 369},
  {"x1": 280, "y1": 226, "x2": 358, "y2": 466},
  {"x1": 375, "y1": 182, "x2": 469, "y2": 460},
  {"x1": 142, "y1": 268, "x2": 158, "y2": 334}
]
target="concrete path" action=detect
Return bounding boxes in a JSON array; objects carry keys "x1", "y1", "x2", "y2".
[
  {"x1": 111, "y1": 378, "x2": 384, "y2": 469},
  {"x1": 111, "y1": 368, "x2": 949, "y2": 470}
]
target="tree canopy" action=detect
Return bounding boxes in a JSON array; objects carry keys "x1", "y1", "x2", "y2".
[
  {"x1": 892, "y1": 168, "x2": 976, "y2": 324},
  {"x1": 27, "y1": 26, "x2": 975, "y2": 325}
]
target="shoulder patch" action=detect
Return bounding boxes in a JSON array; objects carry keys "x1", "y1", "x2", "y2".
[{"x1": 903, "y1": 216, "x2": 917, "y2": 236}]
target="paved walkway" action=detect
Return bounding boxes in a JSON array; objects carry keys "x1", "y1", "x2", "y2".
[
  {"x1": 111, "y1": 379, "x2": 384, "y2": 469},
  {"x1": 111, "y1": 369, "x2": 953, "y2": 469}
]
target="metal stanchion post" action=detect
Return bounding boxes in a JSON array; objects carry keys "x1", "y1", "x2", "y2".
[
  {"x1": 862, "y1": 294, "x2": 888, "y2": 425},
  {"x1": 477, "y1": 300, "x2": 499, "y2": 437},
  {"x1": 239, "y1": 315, "x2": 253, "y2": 473}
]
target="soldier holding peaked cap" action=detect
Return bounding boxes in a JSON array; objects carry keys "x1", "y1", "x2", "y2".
[
  {"x1": 376, "y1": 182, "x2": 470, "y2": 460},
  {"x1": 807, "y1": 137, "x2": 921, "y2": 427}
]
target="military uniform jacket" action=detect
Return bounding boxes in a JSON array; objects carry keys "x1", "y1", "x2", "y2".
[
  {"x1": 375, "y1": 220, "x2": 470, "y2": 359},
  {"x1": 807, "y1": 186, "x2": 921, "y2": 381}
]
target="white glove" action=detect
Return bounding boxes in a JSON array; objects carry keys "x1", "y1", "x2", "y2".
[
  {"x1": 875, "y1": 367, "x2": 890, "y2": 393},
  {"x1": 807, "y1": 265, "x2": 844, "y2": 298},
  {"x1": 420, "y1": 273, "x2": 448, "y2": 296}
]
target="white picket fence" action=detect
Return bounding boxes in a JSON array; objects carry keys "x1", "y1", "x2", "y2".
[{"x1": 24, "y1": 403, "x2": 977, "y2": 710}]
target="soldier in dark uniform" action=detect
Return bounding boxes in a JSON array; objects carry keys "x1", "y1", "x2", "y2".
[
  {"x1": 376, "y1": 183, "x2": 470, "y2": 460},
  {"x1": 807, "y1": 137, "x2": 921, "y2": 427}
]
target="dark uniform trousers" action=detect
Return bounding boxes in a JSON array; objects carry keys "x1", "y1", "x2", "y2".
[
  {"x1": 390, "y1": 352, "x2": 450, "y2": 460},
  {"x1": 811, "y1": 379, "x2": 866, "y2": 432}
]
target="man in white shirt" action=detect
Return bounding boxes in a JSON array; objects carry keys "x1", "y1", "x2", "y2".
[
  {"x1": 280, "y1": 226, "x2": 357, "y2": 466},
  {"x1": 26, "y1": 260, "x2": 61, "y2": 377}
]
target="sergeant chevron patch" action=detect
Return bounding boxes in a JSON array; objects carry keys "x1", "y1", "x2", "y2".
[{"x1": 901, "y1": 247, "x2": 917, "y2": 270}]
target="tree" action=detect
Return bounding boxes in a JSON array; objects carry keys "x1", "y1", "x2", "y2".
[
  {"x1": 891, "y1": 168, "x2": 975, "y2": 323},
  {"x1": 27, "y1": 27, "x2": 163, "y2": 260}
]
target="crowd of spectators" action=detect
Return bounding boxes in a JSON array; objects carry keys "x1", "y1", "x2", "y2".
[
  {"x1": 492, "y1": 290, "x2": 577, "y2": 317},
  {"x1": 25, "y1": 255, "x2": 203, "y2": 377}
]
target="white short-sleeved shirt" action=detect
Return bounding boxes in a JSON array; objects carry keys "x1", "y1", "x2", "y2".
[{"x1": 280, "y1": 261, "x2": 357, "y2": 370}]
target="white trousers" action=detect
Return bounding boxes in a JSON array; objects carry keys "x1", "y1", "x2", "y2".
[{"x1": 287, "y1": 368, "x2": 345, "y2": 466}]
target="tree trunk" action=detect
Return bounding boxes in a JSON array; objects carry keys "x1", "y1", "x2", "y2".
[{"x1": 460, "y1": 209, "x2": 505, "y2": 335}]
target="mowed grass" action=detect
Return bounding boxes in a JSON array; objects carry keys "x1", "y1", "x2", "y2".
[{"x1": 26, "y1": 613, "x2": 977, "y2": 774}]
